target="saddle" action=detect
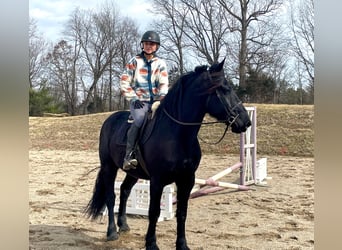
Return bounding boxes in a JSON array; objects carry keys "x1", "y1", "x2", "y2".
[
  {"x1": 113, "y1": 102, "x2": 160, "y2": 177},
  {"x1": 115, "y1": 101, "x2": 160, "y2": 146},
  {"x1": 128, "y1": 102, "x2": 162, "y2": 176}
]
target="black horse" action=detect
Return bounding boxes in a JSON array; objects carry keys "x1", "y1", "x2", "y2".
[{"x1": 85, "y1": 59, "x2": 251, "y2": 250}]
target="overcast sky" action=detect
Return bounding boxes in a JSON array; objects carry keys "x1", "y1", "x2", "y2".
[{"x1": 29, "y1": 0, "x2": 155, "y2": 42}]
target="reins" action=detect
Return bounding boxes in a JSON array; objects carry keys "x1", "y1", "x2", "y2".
[
  {"x1": 198, "y1": 124, "x2": 229, "y2": 145},
  {"x1": 162, "y1": 108, "x2": 228, "y2": 126},
  {"x1": 162, "y1": 107, "x2": 240, "y2": 145}
]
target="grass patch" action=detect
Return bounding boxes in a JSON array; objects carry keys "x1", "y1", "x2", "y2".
[{"x1": 29, "y1": 104, "x2": 314, "y2": 157}]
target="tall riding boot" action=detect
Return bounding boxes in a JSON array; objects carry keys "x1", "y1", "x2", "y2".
[{"x1": 123, "y1": 124, "x2": 140, "y2": 170}]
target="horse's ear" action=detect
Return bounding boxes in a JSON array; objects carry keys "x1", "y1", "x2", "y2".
[
  {"x1": 210, "y1": 57, "x2": 226, "y2": 72},
  {"x1": 218, "y1": 57, "x2": 226, "y2": 70}
]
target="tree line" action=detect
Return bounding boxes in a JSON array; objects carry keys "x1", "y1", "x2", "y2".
[{"x1": 29, "y1": 0, "x2": 314, "y2": 116}]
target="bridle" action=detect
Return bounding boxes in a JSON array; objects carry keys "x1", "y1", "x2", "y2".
[{"x1": 162, "y1": 70, "x2": 242, "y2": 144}]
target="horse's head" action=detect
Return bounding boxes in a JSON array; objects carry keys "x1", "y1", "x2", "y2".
[
  {"x1": 161, "y1": 58, "x2": 251, "y2": 133},
  {"x1": 205, "y1": 59, "x2": 251, "y2": 133}
]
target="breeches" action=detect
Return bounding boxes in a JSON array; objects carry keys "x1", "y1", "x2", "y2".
[{"x1": 129, "y1": 101, "x2": 151, "y2": 128}]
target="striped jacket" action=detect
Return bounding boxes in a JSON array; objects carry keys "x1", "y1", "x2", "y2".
[{"x1": 120, "y1": 53, "x2": 169, "y2": 103}]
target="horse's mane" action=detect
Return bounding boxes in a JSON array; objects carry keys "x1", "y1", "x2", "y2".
[
  {"x1": 156, "y1": 65, "x2": 210, "y2": 118},
  {"x1": 156, "y1": 61, "x2": 227, "y2": 120},
  {"x1": 167, "y1": 65, "x2": 208, "y2": 97}
]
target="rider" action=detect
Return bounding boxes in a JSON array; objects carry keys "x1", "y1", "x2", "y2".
[{"x1": 120, "y1": 30, "x2": 169, "y2": 170}]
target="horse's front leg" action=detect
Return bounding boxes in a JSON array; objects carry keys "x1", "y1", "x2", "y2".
[
  {"x1": 145, "y1": 181, "x2": 164, "y2": 250},
  {"x1": 175, "y1": 175, "x2": 195, "y2": 250},
  {"x1": 117, "y1": 174, "x2": 138, "y2": 232}
]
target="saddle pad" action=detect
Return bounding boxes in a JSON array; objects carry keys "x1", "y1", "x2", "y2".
[
  {"x1": 112, "y1": 110, "x2": 157, "y2": 146},
  {"x1": 114, "y1": 122, "x2": 130, "y2": 146}
]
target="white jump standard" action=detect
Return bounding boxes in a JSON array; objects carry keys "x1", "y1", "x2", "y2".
[{"x1": 190, "y1": 107, "x2": 269, "y2": 198}]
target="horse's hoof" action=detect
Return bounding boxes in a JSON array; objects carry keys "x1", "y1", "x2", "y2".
[
  {"x1": 146, "y1": 243, "x2": 160, "y2": 250},
  {"x1": 106, "y1": 232, "x2": 119, "y2": 241},
  {"x1": 176, "y1": 246, "x2": 190, "y2": 250},
  {"x1": 146, "y1": 247, "x2": 160, "y2": 250},
  {"x1": 119, "y1": 224, "x2": 130, "y2": 233},
  {"x1": 176, "y1": 240, "x2": 190, "y2": 250}
]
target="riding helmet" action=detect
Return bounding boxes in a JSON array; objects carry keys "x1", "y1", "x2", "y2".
[{"x1": 141, "y1": 31, "x2": 160, "y2": 45}]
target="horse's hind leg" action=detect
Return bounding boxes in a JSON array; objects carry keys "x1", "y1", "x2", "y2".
[
  {"x1": 117, "y1": 174, "x2": 138, "y2": 232},
  {"x1": 102, "y1": 162, "x2": 119, "y2": 241}
]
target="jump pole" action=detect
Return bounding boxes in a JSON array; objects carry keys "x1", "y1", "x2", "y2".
[
  {"x1": 190, "y1": 107, "x2": 257, "y2": 199},
  {"x1": 190, "y1": 162, "x2": 251, "y2": 199}
]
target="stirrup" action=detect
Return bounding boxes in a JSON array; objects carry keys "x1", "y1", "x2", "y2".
[{"x1": 123, "y1": 158, "x2": 138, "y2": 170}]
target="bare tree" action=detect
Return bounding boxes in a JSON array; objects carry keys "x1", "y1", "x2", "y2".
[
  {"x1": 63, "y1": 7, "x2": 119, "y2": 113},
  {"x1": 217, "y1": 0, "x2": 283, "y2": 90},
  {"x1": 151, "y1": 0, "x2": 235, "y2": 80},
  {"x1": 108, "y1": 16, "x2": 140, "y2": 110},
  {"x1": 46, "y1": 40, "x2": 80, "y2": 115},
  {"x1": 151, "y1": 0, "x2": 189, "y2": 75},
  {"x1": 29, "y1": 18, "x2": 49, "y2": 89},
  {"x1": 62, "y1": 3, "x2": 140, "y2": 113},
  {"x1": 152, "y1": 0, "x2": 284, "y2": 93},
  {"x1": 180, "y1": 0, "x2": 230, "y2": 65},
  {"x1": 289, "y1": 0, "x2": 314, "y2": 100}
]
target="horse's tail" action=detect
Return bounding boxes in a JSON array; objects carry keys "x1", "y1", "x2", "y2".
[
  {"x1": 85, "y1": 114, "x2": 117, "y2": 220},
  {"x1": 84, "y1": 166, "x2": 109, "y2": 220}
]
